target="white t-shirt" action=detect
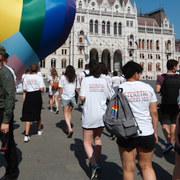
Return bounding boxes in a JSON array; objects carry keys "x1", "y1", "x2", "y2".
[
  {"x1": 37, "y1": 72, "x2": 42, "y2": 76},
  {"x1": 112, "y1": 76, "x2": 121, "y2": 87},
  {"x1": 120, "y1": 75, "x2": 126, "y2": 84},
  {"x1": 59, "y1": 75, "x2": 80, "y2": 100},
  {"x1": 79, "y1": 70, "x2": 90, "y2": 81},
  {"x1": 80, "y1": 76, "x2": 109, "y2": 129},
  {"x1": 5, "y1": 65, "x2": 16, "y2": 81},
  {"x1": 100, "y1": 74, "x2": 112, "y2": 86},
  {"x1": 23, "y1": 74, "x2": 45, "y2": 92},
  {"x1": 21, "y1": 74, "x2": 29, "y2": 83},
  {"x1": 119, "y1": 81, "x2": 157, "y2": 136}
]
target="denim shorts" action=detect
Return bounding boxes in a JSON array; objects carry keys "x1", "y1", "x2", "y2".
[{"x1": 61, "y1": 97, "x2": 76, "y2": 107}]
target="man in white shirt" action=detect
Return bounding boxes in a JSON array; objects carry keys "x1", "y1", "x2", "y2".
[
  {"x1": 79, "y1": 64, "x2": 89, "y2": 85},
  {"x1": 79, "y1": 64, "x2": 89, "y2": 108}
]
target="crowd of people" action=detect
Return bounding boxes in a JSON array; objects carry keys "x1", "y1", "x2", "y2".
[{"x1": 0, "y1": 44, "x2": 180, "y2": 180}]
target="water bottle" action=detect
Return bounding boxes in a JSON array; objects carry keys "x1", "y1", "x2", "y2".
[{"x1": 1, "y1": 133, "x2": 9, "y2": 154}]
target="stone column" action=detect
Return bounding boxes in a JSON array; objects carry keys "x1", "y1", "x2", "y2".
[{"x1": 111, "y1": 58, "x2": 113, "y2": 72}]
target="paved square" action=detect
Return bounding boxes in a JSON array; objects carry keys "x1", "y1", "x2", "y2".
[{"x1": 0, "y1": 88, "x2": 175, "y2": 179}]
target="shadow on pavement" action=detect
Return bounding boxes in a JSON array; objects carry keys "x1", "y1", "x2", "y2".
[
  {"x1": 70, "y1": 138, "x2": 123, "y2": 180},
  {"x1": 21, "y1": 122, "x2": 44, "y2": 136},
  {"x1": 56, "y1": 120, "x2": 74, "y2": 135},
  {"x1": 154, "y1": 141, "x2": 175, "y2": 165}
]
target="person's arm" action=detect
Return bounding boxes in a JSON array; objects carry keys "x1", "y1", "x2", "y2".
[
  {"x1": 0, "y1": 70, "x2": 15, "y2": 133},
  {"x1": 155, "y1": 85, "x2": 161, "y2": 93},
  {"x1": 175, "y1": 105, "x2": 180, "y2": 148},
  {"x1": 59, "y1": 88, "x2": 63, "y2": 103},
  {"x1": 149, "y1": 102, "x2": 158, "y2": 143}
]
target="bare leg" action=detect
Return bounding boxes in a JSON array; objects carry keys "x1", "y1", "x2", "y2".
[
  {"x1": 118, "y1": 146, "x2": 136, "y2": 180},
  {"x1": 83, "y1": 129, "x2": 96, "y2": 167},
  {"x1": 54, "y1": 95, "x2": 59, "y2": 110},
  {"x1": 93, "y1": 128, "x2": 103, "y2": 164},
  {"x1": 170, "y1": 124, "x2": 176, "y2": 144},
  {"x1": 49, "y1": 95, "x2": 53, "y2": 110},
  {"x1": 63, "y1": 106, "x2": 73, "y2": 132},
  {"x1": 162, "y1": 124, "x2": 170, "y2": 144},
  {"x1": 37, "y1": 120, "x2": 41, "y2": 131},
  {"x1": 25, "y1": 122, "x2": 31, "y2": 135},
  {"x1": 68, "y1": 105, "x2": 73, "y2": 125},
  {"x1": 172, "y1": 152, "x2": 180, "y2": 180},
  {"x1": 137, "y1": 146, "x2": 156, "y2": 180}
]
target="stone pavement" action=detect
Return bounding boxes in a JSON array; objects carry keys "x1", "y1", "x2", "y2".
[{"x1": 0, "y1": 90, "x2": 175, "y2": 180}]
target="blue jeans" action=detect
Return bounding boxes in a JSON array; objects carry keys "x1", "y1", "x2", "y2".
[{"x1": 61, "y1": 97, "x2": 76, "y2": 107}]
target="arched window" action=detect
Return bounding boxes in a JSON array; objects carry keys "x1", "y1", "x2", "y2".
[
  {"x1": 51, "y1": 58, "x2": 56, "y2": 68},
  {"x1": 107, "y1": 21, "x2": 110, "y2": 34},
  {"x1": 150, "y1": 40, "x2": 153, "y2": 49},
  {"x1": 90, "y1": 20, "x2": 93, "y2": 33},
  {"x1": 95, "y1": 20, "x2": 98, "y2": 33},
  {"x1": 142, "y1": 39, "x2": 144, "y2": 49},
  {"x1": 167, "y1": 40, "x2": 171, "y2": 50},
  {"x1": 118, "y1": 23, "x2": 121, "y2": 35},
  {"x1": 140, "y1": 62, "x2": 144, "y2": 69},
  {"x1": 102, "y1": 21, "x2": 105, "y2": 34},
  {"x1": 127, "y1": 7, "x2": 130, "y2": 14},
  {"x1": 78, "y1": 59, "x2": 83, "y2": 68},
  {"x1": 80, "y1": 31, "x2": 84, "y2": 36},
  {"x1": 79, "y1": 37, "x2": 82, "y2": 43},
  {"x1": 147, "y1": 40, "x2": 149, "y2": 49},
  {"x1": 148, "y1": 62, "x2": 152, "y2": 71},
  {"x1": 139, "y1": 39, "x2": 141, "y2": 49},
  {"x1": 61, "y1": 59, "x2": 67, "y2": 68},
  {"x1": 156, "y1": 63, "x2": 161, "y2": 71},
  {"x1": 114, "y1": 22, "x2": 117, "y2": 35},
  {"x1": 79, "y1": 1, "x2": 82, "y2": 8},
  {"x1": 156, "y1": 40, "x2": 159, "y2": 50},
  {"x1": 40, "y1": 59, "x2": 45, "y2": 68}
]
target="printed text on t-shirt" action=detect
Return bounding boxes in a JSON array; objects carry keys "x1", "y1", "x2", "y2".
[
  {"x1": 124, "y1": 91, "x2": 149, "y2": 102},
  {"x1": 89, "y1": 84, "x2": 105, "y2": 92}
]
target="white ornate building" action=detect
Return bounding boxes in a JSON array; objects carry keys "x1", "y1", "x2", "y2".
[{"x1": 41, "y1": 0, "x2": 177, "y2": 80}]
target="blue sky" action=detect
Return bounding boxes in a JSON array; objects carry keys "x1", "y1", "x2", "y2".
[{"x1": 131, "y1": 0, "x2": 180, "y2": 40}]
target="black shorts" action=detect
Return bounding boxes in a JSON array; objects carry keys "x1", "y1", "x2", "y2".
[
  {"x1": 82, "y1": 126, "x2": 104, "y2": 130},
  {"x1": 116, "y1": 134, "x2": 156, "y2": 151},
  {"x1": 160, "y1": 104, "x2": 178, "y2": 125}
]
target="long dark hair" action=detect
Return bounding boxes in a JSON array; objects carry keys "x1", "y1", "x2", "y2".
[
  {"x1": 51, "y1": 68, "x2": 58, "y2": 79},
  {"x1": 65, "y1": 65, "x2": 76, "y2": 83},
  {"x1": 89, "y1": 60, "x2": 100, "y2": 78},
  {"x1": 99, "y1": 62, "x2": 108, "y2": 75}
]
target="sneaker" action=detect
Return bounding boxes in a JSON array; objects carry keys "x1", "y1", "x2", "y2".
[
  {"x1": 109, "y1": 134, "x2": 116, "y2": 140},
  {"x1": 91, "y1": 164, "x2": 101, "y2": 180},
  {"x1": 38, "y1": 130, "x2": 42, "y2": 136},
  {"x1": 50, "y1": 109, "x2": 53, "y2": 112},
  {"x1": 24, "y1": 136, "x2": 30, "y2": 142},
  {"x1": 163, "y1": 143, "x2": 173, "y2": 154},
  {"x1": 55, "y1": 109, "x2": 59, "y2": 114}
]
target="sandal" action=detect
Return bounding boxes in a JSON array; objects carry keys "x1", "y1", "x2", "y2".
[{"x1": 67, "y1": 130, "x2": 73, "y2": 138}]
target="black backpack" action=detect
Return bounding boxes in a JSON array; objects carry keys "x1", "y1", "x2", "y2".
[
  {"x1": 103, "y1": 88, "x2": 141, "y2": 139},
  {"x1": 160, "y1": 74, "x2": 180, "y2": 104}
]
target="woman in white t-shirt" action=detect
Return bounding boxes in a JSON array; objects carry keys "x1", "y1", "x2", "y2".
[
  {"x1": 80, "y1": 60, "x2": 109, "y2": 180},
  {"x1": 99, "y1": 62, "x2": 112, "y2": 89},
  {"x1": 117, "y1": 61, "x2": 158, "y2": 180},
  {"x1": 47, "y1": 68, "x2": 60, "y2": 114},
  {"x1": 59, "y1": 65, "x2": 80, "y2": 138},
  {"x1": 21, "y1": 64, "x2": 45, "y2": 142},
  {"x1": 112, "y1": 71, "x2": 121, "y2": 88},
  {"x1": 21, "y1": 69, "x2": 30, "y2": 101}
]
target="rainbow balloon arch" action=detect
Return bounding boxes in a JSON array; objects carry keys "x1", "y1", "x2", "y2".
[{"x1": 0, "y1": 0, "x2": 76, "y2": 80}]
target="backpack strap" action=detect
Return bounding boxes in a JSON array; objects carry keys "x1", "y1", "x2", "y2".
[{"x1": 83, "y1": 71, "x2": 87, "y2": 77}]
